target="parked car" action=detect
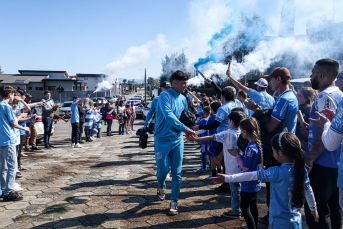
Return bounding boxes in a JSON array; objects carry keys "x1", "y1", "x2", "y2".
[
  {"x1": 126, "y1": 99, "x2": 143, "y2": 118},
  {"x1": 58, "y1": 101, "x2": 73, "y2": 117},
  {"x1": 91, "y1": 97, "x2": 107, "y2": 104},
  {"x1": 142, "y1": 101, "x2": 153, "y2": 120},
  {"x1": 35, "y1": 107, "x2": 54, "y2": 143},
  {"x1": 290, "y1": 77, "x2": 311, "y2": 92},
  {"x1": 104, "y1": 96, "x2": 117, "y2": 104}
]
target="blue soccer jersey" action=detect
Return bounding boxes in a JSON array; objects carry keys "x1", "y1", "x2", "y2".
[
  {"x1": 271, "y1": 90, "x2": 298, "y2": 133},
  {"x1": 309, "y1": 86, "x2": 343, "y2": 168},
  {"x1": 241, "y1": 141, "x2": 262, "y2": 193},
  {"x1": 258, "y1": 163, "x2": 311, "y2": 229},
  {"x1": 248, "y1": 89, "x2": 275, "y2": 115},
  {"x1": 215, "y1": 100, "x2": 242, "y2": 134}
]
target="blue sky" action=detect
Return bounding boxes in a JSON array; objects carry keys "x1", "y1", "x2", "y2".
[{"x1": 0, "y1": 0, "x2": 342, "y2": 81}]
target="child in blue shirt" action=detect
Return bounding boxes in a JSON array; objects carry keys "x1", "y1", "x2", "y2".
[
  {"x1": 227, "y1": 117, "x2": 262, "y2": 229},
  {"x1": 195, "y1": 106, "x2": 211, "y2": 173},
  {"x1": 213, "y1": 132, "x2": 319, "y2": 229}
]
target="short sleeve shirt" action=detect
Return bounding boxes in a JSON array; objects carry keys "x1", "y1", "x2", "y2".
[
  {"x1": 0, "y1": 101, "x2": 16, "y2": 146},
  {"x1": 248, "y1": 89, "x2": 275, "y2": 115},
  {"x1": 258, "y1": 163, "x2": 310, "y2": 228},
  {"x1": 271, "y1": 90, "x2": 298, "y2": 133},
  {"x1": 213, "y1": 128, "x2": 242, "y2": 175},
  {"x1": 216, "y1": 100, "x2": 242, "y2": 134},
  {"x1": 309, "y1": 86, "x2": 343, "y2": 168},
  {"x1": 241, "y1": 142, "x2": 262, "y2": 193}
]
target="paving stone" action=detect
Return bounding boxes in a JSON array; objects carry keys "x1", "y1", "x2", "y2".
[
  {"x1": 30, "y1": 198, "x2": 54, "y2": 205},
  {"x1": 4, "y1": 222, "x2": 34, "y2": 229}
]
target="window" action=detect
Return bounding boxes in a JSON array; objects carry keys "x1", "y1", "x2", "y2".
[
  {"x1": 35, "y1": 87, "x2": 43, "y2": 91},
  {"x1": 28, "y1": 87, "x2": 32, "y2": 90},
  {"x1": 14, "y1": 79, "x2": 26, "y2": 83},
  {"x1": 47, "y1": 86, "x2": 56, "y2": 91}
]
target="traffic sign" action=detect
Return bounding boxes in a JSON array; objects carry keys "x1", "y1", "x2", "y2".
[{"x1": 56, "y1": 85, "x2": 64, "y2": 93}]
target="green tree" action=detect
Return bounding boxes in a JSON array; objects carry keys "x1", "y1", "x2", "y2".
[
  {"x1": 122, "y1": 79, "x2": 127, "y2": 84},
  {"x1": 0, "y1": 66, "x2": 3, "y2": 74},
  {"x1": 160, "y1": 51, "x2": 188, "y2": 82}
]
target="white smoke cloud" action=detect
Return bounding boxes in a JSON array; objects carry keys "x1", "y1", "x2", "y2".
[
  {"x1": 104, "y1": 34, "x2": 170, "y2": 76},
  {"x1": 94, "y1": 80, "x2": 113, "y2": 93}
]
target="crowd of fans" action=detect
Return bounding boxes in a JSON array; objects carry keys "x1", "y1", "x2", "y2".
[{"x1": 149, "y1": 59, "x2": 343, "y2": 229}]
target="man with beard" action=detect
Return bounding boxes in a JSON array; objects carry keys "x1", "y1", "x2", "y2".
[{"x1": 303, "y1": 59, "x2": 343, "y2": 229}]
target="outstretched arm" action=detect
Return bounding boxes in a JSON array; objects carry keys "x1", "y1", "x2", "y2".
[{"x1": 226, "y1": 68, "x2": 249, "y2": 94}]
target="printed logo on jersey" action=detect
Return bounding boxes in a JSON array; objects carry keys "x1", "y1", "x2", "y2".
[
  {"x1": 179, "y1": 107, "x2": 183, "y2": 113},
  {"x1": 156, "y1": 152, "x2": 162, "y2": 160},
  {"x1": 308, "y1": 142, "x2": 313, "y2": 152}
]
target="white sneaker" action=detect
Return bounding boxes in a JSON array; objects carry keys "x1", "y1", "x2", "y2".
[
  {"x1": 74, "y1": 143, "x2": 83, "y2": 148},
  {"x1": 165, "y1": 173, "x2": 171, "y2": 182},
  {"x1": 13, "y1": 183, "x2": 23, "y2": 191},
  {"x1": 157, "y1": 186, "x2": 165, "y2": 201},
  {"x1": 169, "y1": 200, "x2": 178, "y2": 215},
  {"x1": 71, "y1": 143, "x2": 75, "y2": 148}
]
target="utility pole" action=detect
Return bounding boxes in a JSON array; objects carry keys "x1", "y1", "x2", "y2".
[{"x1": 144, "y1": 68, "x2": 147, "y2": 103}]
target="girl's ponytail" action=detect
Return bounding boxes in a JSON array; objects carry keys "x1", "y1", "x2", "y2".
[{"x1": 271, "y1": 133, "x2": 305, "y2": 208}]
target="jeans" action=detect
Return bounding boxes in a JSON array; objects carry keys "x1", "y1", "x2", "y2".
[
  {"x1": 42, "y1": 118, "x2": 53, "y2": 146},
  {"x1": 155, "y1": 137, "x2": 184, "y2": 201},
  {"x1": 229, "y1": 182, "x2": 241, "y2": 214},
  {"x1": 17, "y1": 135, "x2": 24, "y2": 168},
  {"x1": 71, "y1": 122, "x2": 79, "y2": 144},
  {"x1": 130, "y1": 116, "x2": 135, "y2": 130},
  {"x1": 118, "y1": 123, "x2": 125, "y2": 135},
  {"x1": 304, "y1": 163, "x2": 342, "y2": 229},
  {"x1": 0, "y1": 144, "x2": 17, "y2": 195},
  {"x1": 107, "y1": 120, "x2": 113, "y2": 135}
]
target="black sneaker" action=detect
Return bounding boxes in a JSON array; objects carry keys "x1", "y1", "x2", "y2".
[
  {"x1": 24, "y1": 148, "x2": 32, "y2": 152},
  {"x1": 16, "y1": 173, "x2": 23, "y2": 179},
  {"x1": 48, "y1": 144, "x2": 55, "y2": 148},
  {"x1": 258, "y1": 214, "x2": 269, "y2": 224},
  {"x1": 3, "y1": 191, "x2": 23, "y2": 201},
  {"x1": 31, "y1": 147, "x2": 41, "y2": 151},
  {"x1": 79, "y1": 141, "x2": 85, "y2": 144},
  {"x1": 44, "y1": 145, "x2": 52, "y2": 149},
  {"x1": 222, "y1": 210, "x2": 242, "y2": 219},
  {"x1": 215, "y1": 183, "x2": 231, "y2": 193}
]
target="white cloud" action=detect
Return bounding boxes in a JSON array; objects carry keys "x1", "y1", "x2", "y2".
[{"x1": 103, "y1": 34, "x2": 170, "y2": 76}]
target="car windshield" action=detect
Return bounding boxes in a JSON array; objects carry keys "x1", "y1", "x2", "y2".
[
  {"x1": 62, "y1": 103, "x2": 72, "y2": 107},
  {"x1": 105, "y1": 97, "x2": 112, "y2": 100}
]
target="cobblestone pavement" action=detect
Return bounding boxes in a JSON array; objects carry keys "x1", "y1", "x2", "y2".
[{"x1": 0, "y1": 118, "x2": 309, "y2": 229}]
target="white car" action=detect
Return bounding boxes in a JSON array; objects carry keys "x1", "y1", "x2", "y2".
[
  {"x1": 142, "y1": 101, "x2": 152, "y2": 120},
  {"x1": 58, "y1": 101, "x2": 73, "y2": 117},
  {"x1": 126, "y1": 100, "x2": 144, "y2": 118}
]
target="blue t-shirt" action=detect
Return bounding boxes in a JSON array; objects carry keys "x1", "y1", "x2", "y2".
[
  {"x1": 248, "y1": 89, "x2": 275, "y2": 115},
  {"x1": 309, "y1": 86, "x2": 343, "y2": 169},
  {"x1": 154, "y1": 88, "x2": 188, "y2": 142},
  {"x1": 271, "y1": 90, "x2": 298, "y2": 133},
  {"x1": 216, "y1": 100, "x2": 242, "y2": 134},
  {"x1": 195, "y1": 117, "x2": 209, "y2": 149},
  {"x1": 241, "y1": 141, "x2": 262, "y2": 193},
  {"x1": 330, "y1": 99, "x2": 343, "y2": 188},
  {"x1": 258, "y1": 163, "x2": 310, "y2": 229},
  {"x1": 70, "y1": 102, "x2": 79, "y2": 124},
  {"x1": 0, "y1": 101, "x2": 16, "y2": 146}
]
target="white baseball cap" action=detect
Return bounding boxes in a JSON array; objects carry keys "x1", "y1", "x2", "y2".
[{"x1": 254, "y1": 78, "x2": 268, "y2": 88}]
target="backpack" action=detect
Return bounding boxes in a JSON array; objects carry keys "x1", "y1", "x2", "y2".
[{"x1": 139, "y1": 133, "x2": 148, "y2": 149}]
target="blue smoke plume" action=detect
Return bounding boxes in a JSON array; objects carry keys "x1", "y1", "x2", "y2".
[{"x1": 194, "y1": 24, "x2": 234, "y2": 70}]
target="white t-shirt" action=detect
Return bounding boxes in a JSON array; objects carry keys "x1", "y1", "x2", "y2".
[
  {"x1": 118, "y1": 106, "x2": 125, "y2": 114},
  {"x1": 13, "y1": 111, "x2": 20, "y2": 146},
  {"x1": 213, "y1": 128, "x2": 242, "y2": 175}
]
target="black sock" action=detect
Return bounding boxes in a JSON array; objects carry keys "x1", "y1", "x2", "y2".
[
  {"x1": 212, "y1": 169, "x2": 217, "y2": 177},
  {"x1": 217, "y1": 168, "x2": 221, "y2": 174}
]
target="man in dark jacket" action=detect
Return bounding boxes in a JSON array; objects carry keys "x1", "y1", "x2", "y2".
[{"x1": 77, "y1": 100, "x2": 86, "y2": 143}]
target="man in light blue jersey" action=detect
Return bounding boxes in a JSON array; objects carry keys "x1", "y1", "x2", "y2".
[
  {"x1": 154, "y1": 71, "x2": 197, "y2": 215},
  {"x1": 303, "y1": 59, "x2": 342, "y2": 229},
  {"x1": 227, "y1": 72, "x2": 275, "y2": 116},
  {"x1": 144, "y1": 81, "x2": 171, "y2": 128}
]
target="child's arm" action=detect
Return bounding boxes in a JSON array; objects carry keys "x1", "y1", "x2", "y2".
[
  {"x1": 186, "y1": 135, "x2": 213, "y2": 142},
  {"x1": 234, "y1": 154, "x2": 250, "y2": 172},
  {"x1": 211, "y1": 172, "x2": 258, "y2": 184},
  {"x1": 305, "y1": 185, "x2": 319, "y2": 222}
]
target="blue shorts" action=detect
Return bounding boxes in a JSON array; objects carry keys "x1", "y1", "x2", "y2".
[
  {"x1": 207, "y1": 146, "x2": 219, "y2": 157},
  {"x1": 200, "y1": 144, "x2": 207, "y2": 153}
]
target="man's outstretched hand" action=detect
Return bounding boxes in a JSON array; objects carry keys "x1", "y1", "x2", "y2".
[{"x1": 185, "y1": 128, "x2": 198, "y2": 138}]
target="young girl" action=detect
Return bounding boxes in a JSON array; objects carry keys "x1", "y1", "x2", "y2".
[
  {"x1": 212, "y1": 132, "x2": 319, "y2": 229},
  {"x1": 117, "y1": 101, "x2": 125, "y2": 135},
  {"x1": 227, "y1": 117, "x2": 262, "y2": 229},
  {"x1": 124, "y1": 104, "x2": 131, "y2": 134},
  {"x1": 130, "y1": 101, "x2": 136, "y2": 131}
]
